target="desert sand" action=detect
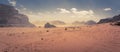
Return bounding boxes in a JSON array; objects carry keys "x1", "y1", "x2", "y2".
[{"x1": 0, "y1": 23, "x2": 120, "y2": 52}]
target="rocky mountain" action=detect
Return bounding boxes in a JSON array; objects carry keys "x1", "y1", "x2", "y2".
[
  {"x1": 0, "y1": 4, "x2": 35, "y2": 27},
  {"x1": 72, "y1": 20, "x2": 96, "y2": 25},
  {"x1": 72, "y1": 21, "x2": 85, "y2": 25},
  {"x1": 44, "y1": 23, "x2": 56, "y2": 28},
  {"x1": 85, "y1": 20, "x2": 96, "y2": 25},
  {"x1": 50, "y1": 20, "x2": 66, "y2": 25},
  {"x1": 98, "y1": 14, "x2": 120, "y2": 24}
]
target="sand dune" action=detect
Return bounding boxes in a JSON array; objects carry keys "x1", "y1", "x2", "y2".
[{"x1": 0, "y1": 23, "x2": 120, "y2": 52}]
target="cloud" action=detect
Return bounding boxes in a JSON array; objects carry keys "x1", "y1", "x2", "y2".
[
  {"x1": 71, "y1": 8, "x2": 94, "y2": 16},
  {"x1": 57, "y1": 8, "x2": 71, "y2": 13},
  {"x1": 15, "y1": 5, "x2": 29, "y2": 14},
  {"x1": 57, "y1": 8, "x2": 94, "y2": 16},
  {"x1": 8, "y1": 0, "x2": 17, "y2": 6},
  {"x1": 104, "y1": 8, "x2": 112, "y2": 11},
  {"x1": 71, "y1": 8, "x2": 77, "y2": 13},
  {"x1": 118, "y1": 10, "x2": 120, "y2": 12},
  {"x1": 16, "y1": 7, "x2": 99, "y2": 25},
  {"x1": 19, "y1": 5, "x2": 27, "y2": 11}
]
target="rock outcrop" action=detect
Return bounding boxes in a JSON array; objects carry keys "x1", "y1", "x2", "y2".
[
  {"x1": 113, "y1": 21, "x2": 120, "y2": 26},
  {"x1": 98, "y1": 14, "x2": 120, "y2": 24},
  {"x1": 0, "y1": 4, "x2": 35, "y2": 27},
  {"x1": 44, "y1": 23, "x2": 56, "y2": 28}
]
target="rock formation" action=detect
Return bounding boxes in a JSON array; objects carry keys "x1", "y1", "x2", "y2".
[
  {"x1": 44, "y1": 23, "x2": 56, "y2": 28},
  {"x1": 113, "y1": 21, "x2": 120, "y2": 26},
  {"x1": 0, "y1": 4, "x2": 35, "y2": 27},
  {"x1": 98, "y1": 14, "x2": 120, "y2": 24}
]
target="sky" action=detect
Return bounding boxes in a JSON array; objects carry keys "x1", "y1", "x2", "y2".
[{"x1": 0, "y1": 0, "x2": 120, "y2": 26}]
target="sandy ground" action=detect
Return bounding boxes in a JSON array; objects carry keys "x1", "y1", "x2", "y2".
[{"x1": 0, "y1": 23, "x2": 120, "y2": 52}]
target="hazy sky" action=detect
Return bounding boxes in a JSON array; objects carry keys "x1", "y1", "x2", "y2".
[{"x1": 0, "y1": 0, "x2": 120, "y2": 25}]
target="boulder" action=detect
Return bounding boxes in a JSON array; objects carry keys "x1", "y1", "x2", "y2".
[{"x1": 111, "y1": 21, "x2": 120, "y2": 26}]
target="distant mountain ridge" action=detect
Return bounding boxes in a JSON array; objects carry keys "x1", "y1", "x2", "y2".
[
  {"x1": 98, "y1": 14, "x2": 120, "y2": 24},
  {"x1": 50, "y1": 20, "x2": 66, "y2": 25},
  {"x1": 0, "y1": 4, "x2": 35, "y2": 27},
  {"x1": 72, "y1": 20, "x2": 96, "y2": 25}
]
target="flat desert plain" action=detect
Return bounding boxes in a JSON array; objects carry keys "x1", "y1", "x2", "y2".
[{"x1": 0, "y1": 23, "x2": 120, "y2": 52}]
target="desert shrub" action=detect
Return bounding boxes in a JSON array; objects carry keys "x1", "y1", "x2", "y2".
[
  {"x1": 22, "y1": 32, "x2": 25, "y2": 34},
  {"x1": 4, "y1": 50, "x2": 8, "y2": 52},
  {"x1": 38, "y1": 26, "x2": 41, "y2": 28},
  {"x1": 65, "y1": 28, "x2": 67, "y2": 31},
  {"x1": 41, "y1": 38, "x2": 44, "y2": 40},
  {"x1": 46, "y1": 30, "x2": 49, "y2": 32}
]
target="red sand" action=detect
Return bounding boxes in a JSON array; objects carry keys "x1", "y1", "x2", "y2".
[{"x1": 0, "y1": 23, "x2": 120, "y2": 52}]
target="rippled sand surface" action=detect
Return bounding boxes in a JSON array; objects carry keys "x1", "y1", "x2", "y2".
[{"x1": 0, "y1": 24, "x2": 120, "y2": 52}]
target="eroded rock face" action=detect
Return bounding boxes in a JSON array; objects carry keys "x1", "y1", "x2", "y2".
[
  {"x1": 0, "y1": 4, "x2": 35, "y2": 27},
  {"x1": 44, "y1": 23, "x2": 56, "y2": 28},
  {"x1": 98, "y1": 14, "x2": 120, "y2": 24}
]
